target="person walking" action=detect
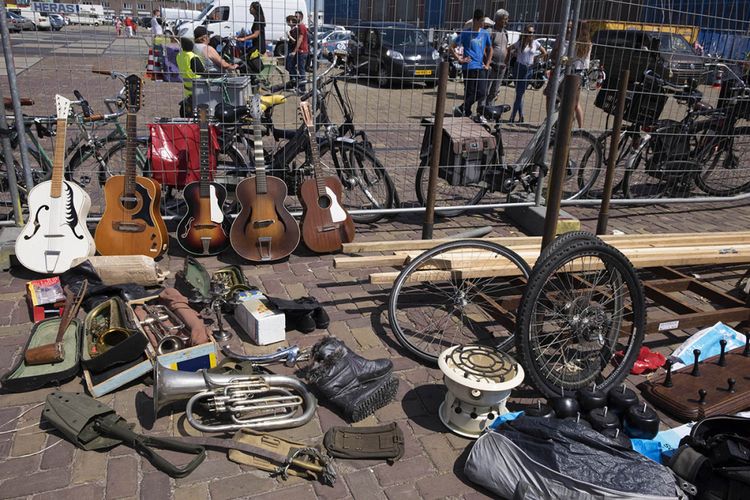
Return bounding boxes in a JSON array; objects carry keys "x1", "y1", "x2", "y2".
[
  {"x1": 150, "y1": 9, "x2": 163, "y2": 36},
  {"x1": 236, "y1": 1, "x2": 266, "y2": 76},
  {"x1": 289, "y1": 11, "x2": 309, "y2": 91},
  {"x1": 115, "y1": 17, "x2": 122, "y2": 37},
  {"x1": 509, "y1": 25, "x2": 546, "y2": 123},
  {"x1": 485, "y1": 9, "x2": 510, "y2": 108},
  {"x1": 571, "y1": 22, "x2": 592, "y2": 128},
  {"x1": 124, "y1": 17, "x2": 134, "y2": 38},
  {"x1": 451, "y1": 9, "x2": 493, "y2": 123}
]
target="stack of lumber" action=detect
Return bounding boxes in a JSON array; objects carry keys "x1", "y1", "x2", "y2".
[{"x1": 334, "y1": 231, "x2": 750, "y2": 285}]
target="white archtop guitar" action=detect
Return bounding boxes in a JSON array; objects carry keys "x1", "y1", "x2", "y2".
[{"x1": 15, "y1": 95, "x2": 95, "y2": 274}]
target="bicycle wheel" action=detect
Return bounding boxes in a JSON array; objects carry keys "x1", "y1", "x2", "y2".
[
  {"x1": 414, "y1": 157, "x2": 487, "y2": 218},
  {"x1": 549, "y1": 129, "x2": 602, "y2": 200},
  {"x1": 326, "y1": 141, "x2": 395, "y2": 224},
  {"x1": 695, "y1": 126, "x2": 750, "y2": 196},
  {"x1": 586, "y1": 69, "x2": 601, "y2": 91},
  {"x1": 388, "y1": 240, "x2": 531, "y2": 364},
  {"x1": 577, "y1": 130, "x2": 634, "y2": 199},
  {"x1": 515, "y1": 239, "x2": 645, "y2": 397},
  {"x1": 0, "y1": 143, "x2": 53, "y2": 221}
]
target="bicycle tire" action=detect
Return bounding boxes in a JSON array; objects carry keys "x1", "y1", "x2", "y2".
[
  {"x1": 327, "y1": 141, "x2": 395, "y2": 224},
  {"x1": 555, "y1": 129, "x2": 603, "y2": 200},
  {"x1": 515, "y1": 239, "x2": 645, "y2": 397},
  {"x1": 695, "y1": 126, "x2": 750, "y2": 196},
  {"x1": 577, "y1": 130, "x2": 634, "y2": 199},
  {"x1": 0, "y1": 142, "x2": 53, "y2": 220},
  {"x1": 388, "y1": 240, "x2": 532, "y2": 364},
  {"x1": 414, "y1": 156, "x2": 487, "y2": 218},
  {"x1": 534, "y1": 231, "x2": 603, "y2": 272}
]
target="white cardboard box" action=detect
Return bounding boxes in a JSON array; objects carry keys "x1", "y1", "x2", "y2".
[{"x1": 234, "y1": 290, "x2": 286, "y2": 345}]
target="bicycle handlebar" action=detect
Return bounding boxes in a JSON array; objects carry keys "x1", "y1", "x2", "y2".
[{"x1": 73, "y1": 90, "x2": 95, "y2": 117}]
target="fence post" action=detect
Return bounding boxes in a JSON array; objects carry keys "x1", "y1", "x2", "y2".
[
  {"x1": 422, "y1": 60, "x2": 449, "y2": 240},
  {"x1": 0, "y1": 3, "x2": 35, "y2": 191},
  {"x1": 0, "y1": 84, "x2": 23, "y2": 226},
  {"x1": 541, "y1": 73, "x2": 581, "y2": 249},
  {"x1": 596, "y1": 70, "x2": 629, "y2": 235}
]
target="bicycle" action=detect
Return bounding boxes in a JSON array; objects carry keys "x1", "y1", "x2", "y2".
[
  {"x1": 414, "y1": 106, "x2": 603, "y2": 217},
  {"x1": 213, "y1": 56, "x2": 396, "y2": 224},
  {"x1": 581, "y1": 59, "x2": 606, "y2": 91}
]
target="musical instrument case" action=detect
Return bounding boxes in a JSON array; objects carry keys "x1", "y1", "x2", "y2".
[
  {"x1": 176, "y1": 256, "x2": 253, "y2": 307},
  {"x1": 1, "y1": 317, "x2": 82, "y2": 392},
  {"x1": 81, "y1": 297, "x2": 148, "y2": 374}
]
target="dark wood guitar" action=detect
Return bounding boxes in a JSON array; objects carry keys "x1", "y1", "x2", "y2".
[
  {"x1": 298, "y1": 101, "x2": 355, "y2": 253},
  {"x1": 95, "y1": 75, "x2": 168, "y2": 258},
  {"x1": 176, "y1": 104, "x2": 231, "y2": 256},
  {"x1": 230, "y1": 96, "x2": 299, "y2": 262}
]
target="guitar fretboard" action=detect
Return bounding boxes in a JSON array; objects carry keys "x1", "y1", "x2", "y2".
[
  {"x1": 50, "y1": 118, "x2": 68, "y2": 198},
  {"x1": 124, "y1": 111, "x2": 137, "y2": 198},
  {"x1": 306, "y1": 124, "x2": 325, "y2": 197},
  {"x1": 253, "y1": 120, "x2": 267, "y2": 194},
  {"x1": 198, "y1": 113, "x2": 210, "y2": 198}
]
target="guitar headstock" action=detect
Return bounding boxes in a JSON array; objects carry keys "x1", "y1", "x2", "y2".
[
  {"x1": 299, "y1": 100, "x2": 314, "y2": 129},
  {"x1": 124, "y1": 74, "x2": 143, "y2": 112},
  {"x1": 249, "y1": 95, "x2": 262, "y2": 120},
  {"x1": 55, "y1": 94, "x2": 71, "y2": 121},
  {"x1": 196, "y1": 104, "x2": 209, "y2": 125}
]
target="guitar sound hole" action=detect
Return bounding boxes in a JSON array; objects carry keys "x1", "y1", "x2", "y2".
[{"x1": 317, "y1": 196, "x2": 331, "y2": 209}]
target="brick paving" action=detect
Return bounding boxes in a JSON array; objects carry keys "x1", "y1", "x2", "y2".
[{"x1": 2, "y1": 27, "x2": 750, "y2": 499}]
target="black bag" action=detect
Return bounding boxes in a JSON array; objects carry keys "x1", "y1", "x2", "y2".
[
  {"x1": 323, "y1": 422, "x2": 404, "y2": 463},
  {"x1": 420, "y1": 117, "x2": 496, "y2": 187},
  {"x1": 670, "y1": 415, "x2": 750, "y2": 500}
]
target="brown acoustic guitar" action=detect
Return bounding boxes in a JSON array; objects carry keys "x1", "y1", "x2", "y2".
[
  {"x1": 176, "y1": 104, "x2": 231, "y2": 256},
  {"x1": 230, "y1": 96, "x2": 299, "y2": 262},
  {"x1": 95, "y1": 75, "x2": 168, "y2": 258},
  {"x1": 298, "y1": 101, "x2": 355, "y2": 253}
]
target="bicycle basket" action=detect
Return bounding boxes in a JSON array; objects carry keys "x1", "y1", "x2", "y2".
[
  {"x1": 594, "y1": 78, "x2": 667, "y2": 125},
  {"x1": 147, "y1": 122, "x2": 220, "y2": 188},
  {"x1": 421, "y1": 117, "x2": 496, "y2": 186}
]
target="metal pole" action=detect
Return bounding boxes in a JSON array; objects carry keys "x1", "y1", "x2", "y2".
[
  {"x1": 311, "y1": 0, "x2": 318, "y2": 120},
  {"x1": 596, "y1": 70, "x2": 629, "y2": 235},
  {"x1": 0, "y1": 3, "x2": 35, "y2": 190},
  {"x1": 422, "y1": 60, "x2": 449, "y2": 240},
  {"x1": 541, "y1": 73, "x2": 580, "y2": 249},
  {"x1": 0, "y1": 85, "x2": 23, "y2": 226},
  {"x1": 534, "y1": 0, "x2": 572, "y2": 206}
]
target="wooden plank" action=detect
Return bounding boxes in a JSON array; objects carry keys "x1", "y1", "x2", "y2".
[
  {"x1": 335, "y1": 232, "x2": 750, "y2": 269},
  {"x1": 343, "y1": 231, "x2": 750, "y2": 254}
]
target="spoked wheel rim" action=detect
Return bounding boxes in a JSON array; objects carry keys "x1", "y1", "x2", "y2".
[
  {"x1": 388, "y1": 241, "x2": 531, "y2": 364},
  {"x1": 516, "y1": 241, "x2": 645, "y2": 397}
]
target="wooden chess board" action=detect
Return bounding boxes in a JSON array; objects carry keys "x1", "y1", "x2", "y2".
[{"x1": 640, "y1": 346, "x2": 750, "y2": 422}]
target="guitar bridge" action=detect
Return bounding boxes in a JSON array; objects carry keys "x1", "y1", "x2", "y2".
[
  {"x1": 257, "y1": 237, "x2": 273, "y2": 261},
  {"x1": 113, "y1": 221, "x2": 146, "y2": 233},
  {"x1": 253, "y1": 219, "x2": 275, "y2": 228},
  {"x1": 319, "y1": 224, "x2": 339, "y2": 233},
  {"x1": 201, "y1": 237, "x2": 211, "y2": 255}
]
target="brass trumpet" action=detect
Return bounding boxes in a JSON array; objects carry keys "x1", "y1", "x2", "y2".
[
  {"x1": 139, "y1": 305, "x2": 188, "y2": 354},
  {"x1": 153, "y1": 363, "x2": 317, "y2": 433}
]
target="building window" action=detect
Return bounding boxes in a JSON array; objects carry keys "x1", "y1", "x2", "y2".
[
  {"x1": 123, "y1": 3, "x2": 130, "y2": 9},
  {"x1": 138, "y1": 3, "x2": 146, "y2": 9}
]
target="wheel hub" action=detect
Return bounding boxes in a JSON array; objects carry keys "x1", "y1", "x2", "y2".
[{"x1": 566, "y1": 296, "x2": 609, "y2": 346}]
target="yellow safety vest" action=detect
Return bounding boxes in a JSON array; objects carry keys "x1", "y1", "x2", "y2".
[{"x1": 176, "y1": 50, "x2": 199, "y2": 97}]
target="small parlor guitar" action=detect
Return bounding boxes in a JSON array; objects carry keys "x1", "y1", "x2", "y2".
[
  {"x1": 95, "y1": 75, "x2": 168, "y2": 257},
  {"x1": 176, "y1": 104, "x2": 231, "y2": 256},
  {"x1": 230, "y1": 95, "x2": 299, "y2": 261},
  {"x1": 297, "y1": 101, "x2": 355, "y2": 253},
  {"x1": 15, "y1": 95, "x2": 96, "y2": 274}
]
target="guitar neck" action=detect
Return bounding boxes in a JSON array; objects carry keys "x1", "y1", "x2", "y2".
[
  {"x1": 306, "y1": 124, "x2": 326, "y2": 197},
  {"x1": 199, "y1": 118, "x2": 210, "y2": 198},
  {"x1": 50, "y1": 118, "x2": 68, "y2": 198},
  {"x1": 253, "y1": 122, "x2": 267, "y2": 194},
  {"x1": 124, "y1": 111, "x2": 137, "y2": 196}
]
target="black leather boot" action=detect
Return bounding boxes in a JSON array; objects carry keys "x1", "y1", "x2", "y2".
[{"x1": 303, "y1": 337, "x2": 398, "y2": 422}]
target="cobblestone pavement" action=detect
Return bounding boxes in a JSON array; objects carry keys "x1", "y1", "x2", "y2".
[{"x1": 2, "y1": 27, "x2": 750, "y2": 499}]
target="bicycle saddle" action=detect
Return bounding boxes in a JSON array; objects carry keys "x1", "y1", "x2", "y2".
[
  {"x1": 214, "y1": 103, "x2": 250, "y2": 123},
  {"x1": 260, "y1": 94, "x2": 286, "y2": 112},
  {"x1": 483, "y1": 104, "x2": 511, "y2": 122}
]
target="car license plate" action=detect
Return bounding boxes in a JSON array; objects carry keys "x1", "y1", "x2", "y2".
[{"x1": 415, "y1": 69, "x2": 433, "y2": 76}]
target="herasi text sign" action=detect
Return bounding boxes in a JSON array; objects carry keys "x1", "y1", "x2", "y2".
[{"x1": 31, "y1": 2, "x2": 80, "y2": 14}]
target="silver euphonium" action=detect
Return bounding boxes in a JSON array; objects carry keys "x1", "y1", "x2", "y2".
[{"x1": 153, "y1": 362, "x2": 317, "y2": 433}]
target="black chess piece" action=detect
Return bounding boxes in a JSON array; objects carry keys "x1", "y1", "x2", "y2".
[
  {"x1": 663, "y1": 360, "x2": 673, "y2": 388},
  {"x1": 691, "y1": 349, "x2": 702, "y2": 377},
  {"x1": 728, "y1": 378, "x2": 737, "y2": 394},
  {"x1": 698, "y1": 389, "x2": 707, "y2": 405},
  {"x1": 718, "y1": 339, "x2": 728, "y2": 367},
  {"x1": 744, "y1": 334, "x2": 750, "y2": 357}
]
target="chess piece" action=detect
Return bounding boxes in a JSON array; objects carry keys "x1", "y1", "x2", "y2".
[
  {"x1": 698, "y1": 389, "x2": 707, "y2": 405},
  {"x1": 608, "y1": 383, "x2": 638, "y2": 415},
  {"x1": 691, "y1": 349, "x2": 701, "y2": 377},
  {"x1": 728, "y1": 378, "x2": 737, "y2": 394},
  {"x1": 744, "y1": 334, "x2": 750, "y2": 357},
  {"x1": 663, "y1": 360, "x2": 673, "y2": 388},
  {"x1": 718, "y1": 339, "x2": 727, "y2": 367}
]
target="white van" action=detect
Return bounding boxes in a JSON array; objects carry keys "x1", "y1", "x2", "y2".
[
  {"x1": 16, "y1": 7, "x2": 51, "y2": 30},
  {"x1": 176, "y1": 0, "x2": 308, "y2": 56}
]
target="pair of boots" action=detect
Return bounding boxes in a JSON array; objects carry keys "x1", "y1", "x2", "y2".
[
  {"x1": 267, "y1": 296, "x2": 330, "y2": 333},
  {"x1": 302, "y1": 337, "x2": 399, "y2": 422}
]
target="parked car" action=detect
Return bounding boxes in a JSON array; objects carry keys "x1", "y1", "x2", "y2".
[
  {"x1": 8, "y1": 11, "x2": 36, "y2": 31},
  {"x1": 349, "y1": 22, "x2": 440, "y2": 87},
  {"x1": 320, "y1": 30, "x2": 351, "y2": 57},
  {"x1": 139, "y1": 16, "x2": 152, "y2": 28},
  {"x1": 6, "y1": 12, "x2": 23, "y2": 32},
  {"x1": 592, "y1": 30, "x2": 706, "y2": 87},
  {"x1": 46, "y1": 13, "x2": 65, "y2": 31}
]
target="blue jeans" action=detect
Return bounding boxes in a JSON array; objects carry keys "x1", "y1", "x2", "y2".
[
  {"x1": 286, "y1": 52, "x2": 308, "y2": 90},
  {"x1": 511, "y1": 62, "x2": 531, "y2": 121}
]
